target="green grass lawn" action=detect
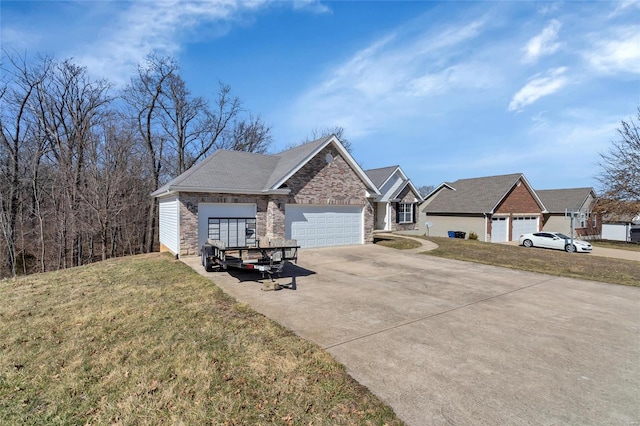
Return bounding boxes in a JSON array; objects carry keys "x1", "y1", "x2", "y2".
[
  {"x1": 418, "y1": 237, "x2": 640, "y2": 287},
  {"x1": 0, "y1": 253, "x2": 403, "y2": 425}
]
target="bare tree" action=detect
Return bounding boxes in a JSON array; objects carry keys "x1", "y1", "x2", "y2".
[
  {"x1": 34, "y1": 59, "x2": 112, "y2": 267},
  {"x1": 226, "y1": 114, "x2": 272, "y2": 154},
  {"x1": 305, "y1": 125, "x2": 352, "y2": 152},
  {"x1": 0, "y1": 53, "x2": 51, "y2": 276},
  {"x1": 123, "y1": 53, "x2": 178, "y2": 253},
  {"x1": 78, "y1": 114, "x2": 139, "y2": 261},
  {"x1": 417, "y1": 185, "x2": 435, "y2": 198},
  {"x1": 596, "y1": 108, "x2": 640, "y2": 215}
]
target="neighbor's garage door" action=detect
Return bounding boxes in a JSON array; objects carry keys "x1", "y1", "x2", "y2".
[
  {"x1": 285, "y1": 205, "x2": 363, "y2": 248},
  {"x1": 491, "y1": 217, "x2": 508, "y2": 242},
  {"x1": 512, "y1": 216, "x2": 538, "y2": 241}
]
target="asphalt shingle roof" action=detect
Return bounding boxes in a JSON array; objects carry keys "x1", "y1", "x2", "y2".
[
  {"x1": 364, "y1": 166, "x2": 398, "y2": 189},
  {"x1": 536, "y1": 188, "x2": 594, "y2": 213},
  {"x1": 151, "y1": 136, "x2": 353, "y2": 196},
  {"x1": 424, "y1": 173, "x2": 525, "y2": 213}
]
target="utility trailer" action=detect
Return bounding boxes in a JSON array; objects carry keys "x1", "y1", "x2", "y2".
[{"x1": 200, "y1": 238, "x2": 299, "y2": 280}]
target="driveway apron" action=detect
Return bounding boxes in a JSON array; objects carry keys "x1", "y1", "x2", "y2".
[{"x1": 182, "y1": 244, "x2": 640, "y2": 426}]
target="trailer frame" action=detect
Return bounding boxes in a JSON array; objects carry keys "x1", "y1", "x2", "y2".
[{"x1": 200, "y1": 238, "x2": 299, "y2": 280}]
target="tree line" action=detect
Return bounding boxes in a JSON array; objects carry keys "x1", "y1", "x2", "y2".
[{"x1": 0, "y1": 52, "x2": 272, "y2": 277}]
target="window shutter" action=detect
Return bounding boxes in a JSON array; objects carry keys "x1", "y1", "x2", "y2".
[
  {"x1": 395, "y1": 203, "x2": 400, "y2": 223},
  {"x1": 412, "y1": 203, "x2": 417, "y2": 223}
]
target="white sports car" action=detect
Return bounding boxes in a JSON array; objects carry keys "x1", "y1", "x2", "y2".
[{"x1": 519, "y1": 232, "x2": 592, "y2": 253}]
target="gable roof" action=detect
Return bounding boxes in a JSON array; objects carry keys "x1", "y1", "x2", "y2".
[
  {"x1": 423, "y1": 173, "x2": 546, "y2": 214},
  {"x1": 536, "y1": 187, "x2": 596, "y2": 213},
  {"x1": 151, "y1": 135, "x2": 379, "y2": 197},
  {"x1": 365, "y1": 166, "x2": 400, "y2": 189},
  {"x1": 364, "y1": 165, "x2": 424, "y2": 202}
]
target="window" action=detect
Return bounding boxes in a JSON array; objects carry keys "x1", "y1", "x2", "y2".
[{"x1": 398, "y1": 203, "x2": 413, "y2": 223}]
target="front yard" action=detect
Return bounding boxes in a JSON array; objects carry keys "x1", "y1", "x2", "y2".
[
  {"x1": 0, "y1": 253, "x2": 402, "y2": 425},
  {"x1": 417, "y1": 237, "x2": 639, "y2": 287}
]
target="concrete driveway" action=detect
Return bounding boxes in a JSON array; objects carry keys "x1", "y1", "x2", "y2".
[{"x1": 183, "y1": 245, "x2": 640, "y2": 425}]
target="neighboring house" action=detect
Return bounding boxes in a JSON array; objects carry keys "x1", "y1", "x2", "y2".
[
  {"x1": 419, "y1": 173, "x2": 546, "y2": 242},
  {"x1": 364, "y1": 165, "x2": 424, "y2": 232},
  {"x1": 600, "y1": 211, "x2": 640, "y2": 242},
  {"x1": 151, "y1": 136, "x2": 380, "y2": 256},
  {"x1": 536, "y1": 187, "x2": 599, "y2": 237}
]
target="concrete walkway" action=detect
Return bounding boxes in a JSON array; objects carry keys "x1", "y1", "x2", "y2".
[
  {"x1": 591, "y1": 246, "x2": 640, "y2": 261},
  {"x1": 373, "y1": 232, "x2": 439, "y2": 253},
  {"x1": 183, "y1": 244, "x2": 640, "y2": 426}
]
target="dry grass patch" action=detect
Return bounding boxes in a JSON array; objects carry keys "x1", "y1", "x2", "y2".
[
  {"x1": 421, "y1": 237, "x2": 640, "y2": 287},
  {"x1": 373, "y1": 236, "x2": 422, "y2": 250},
  {"x1": 0, "y1": 253, "x2": 402, "y2": 425},
  {"x1": 592, "y1": 240, "x2": 640, "y2": 252}
]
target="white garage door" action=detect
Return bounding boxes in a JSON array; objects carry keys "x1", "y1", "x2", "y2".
[
  {"x1": 285, "y1": 205, "x2": 363, "y2": 248},
  {"x1": 512, "y1": 216, "x2": 539, "y2": 241},
  {"x1": 198, "y1": 203, "x2": 256, "y2": 248},
  {"x1": 491, "y1": 216, "x2": 508, "y2": 242}
]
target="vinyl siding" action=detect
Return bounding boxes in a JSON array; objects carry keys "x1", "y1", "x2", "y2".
[
  {"x1": 159, "y1": 195, "x2": 179, "y2": 255},
  {"x1": 421, "y1": 215, "x2": 487, "y2": 241}
]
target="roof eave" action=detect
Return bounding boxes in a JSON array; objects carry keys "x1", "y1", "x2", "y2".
[
  {"x1": 491, "y1": 174, "x2": 547, "y2": 213},
  {"x1": 152, "y1": 186, "x2": 291, "y2": 197}
]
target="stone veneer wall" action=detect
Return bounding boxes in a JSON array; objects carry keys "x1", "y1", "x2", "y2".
[
  {"x1": 175, "y1": 145, "x2": 375, "y2": 255},
  {"x1": 177, "y1": 192, "x2": 270, "y2": 255},
  {"x1": 282, "y1": 145, "x2": 374, "y2": 242},
  {"x1": 390, "y1": 186, "x2": 419, "y2": 231}
]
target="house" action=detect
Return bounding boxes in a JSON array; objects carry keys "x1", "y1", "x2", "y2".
[
  {"x1": 151, "y1": 136, "x2": 380, "y2": 256},
  {"x1": 419, "y1": 173, "x2": 546, "y2": 242},
  {"x1": 364, "y1": 165, "x2": 423, "y2": 232},
  {"x1": 601, "y1": 213, "x2": 640, "y2": 242},
  {"x1": 536, "y1": 187, "x2": 599, "y2": 237}
]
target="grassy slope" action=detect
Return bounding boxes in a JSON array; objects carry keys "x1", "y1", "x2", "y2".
[
  {"x1": 420, "y1": 237, "x2": 640, "y2": 287},
  {"x1": 0, "y1": 253, "x2": 402, "y2": 425}
]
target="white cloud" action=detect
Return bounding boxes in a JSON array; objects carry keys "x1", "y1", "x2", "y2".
[
  {"x1": 508, "y1": 67, "x2": 568, "y2": 112},
  {"x1": 608, "y1": 0, "x2": 640, "y2": 18},
  {"x1": 584, "y1": 26, "x2": 640, "y2": 74},
  {"x1": 523, "y1": 19, "x2": 562, "y2": 63},
  {"x1": 72, "y1": 0, "x2": 263, "y2": 85},
  {"x1": 292, "y1": 0, "x2": 331, "y2": 14},
  {"x1": 538, "y1": 3, "x2": 561, "y2": 15},
  {"x1": 407, "y1": 63, "x2": 496, "y2": 97},
  {"x1": 288, "y1": 18, "x2": 490, "y2": 137}
]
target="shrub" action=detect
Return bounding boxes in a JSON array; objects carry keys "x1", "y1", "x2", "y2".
[{"x1": 469, "y1": 231, "x2": 479, "y2": 240}]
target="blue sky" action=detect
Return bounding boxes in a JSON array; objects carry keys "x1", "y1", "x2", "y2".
[{"x1": 2, "y1": 1, "x2": 639, "y2": 191}]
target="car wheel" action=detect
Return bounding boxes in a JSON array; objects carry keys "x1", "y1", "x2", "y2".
[
  {"x1": 523, "y1": 239, "x2": 533, "y2": 248},
  {"x1": 565, "y1": 244, "x2": 576, "y2": 253}
]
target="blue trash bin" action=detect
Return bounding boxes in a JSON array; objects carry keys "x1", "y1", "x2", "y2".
[{"x1": 448, "y1": 231, "x2": 456, "y2": 238}]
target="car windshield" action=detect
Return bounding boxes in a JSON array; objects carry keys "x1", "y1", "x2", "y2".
[{"x1": 555, "y1": 233, "x2": 570, "y2": 239}]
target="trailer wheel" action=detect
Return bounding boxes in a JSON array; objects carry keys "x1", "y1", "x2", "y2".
[{"x1": 204, "y1": 256, "x2": 215, "y2": 272}]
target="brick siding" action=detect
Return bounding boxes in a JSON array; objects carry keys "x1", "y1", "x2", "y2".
[
  {"x1": 284, "y1": 145, "x2": 373, "y2": 242},
  {"x1": 176, "y1": 145, "x2": 374, "y2": 255},
  {"x1": 490, "y1": 179, "x2": 543, "y2": 240}
]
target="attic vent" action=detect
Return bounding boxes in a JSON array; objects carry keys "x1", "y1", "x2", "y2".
[
  {"x1": 325, "y1": 153, "x2": 334, "y2": 164},
  {"x1": 516, "y1": 181, "x2": 521, "y2": 187}
]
